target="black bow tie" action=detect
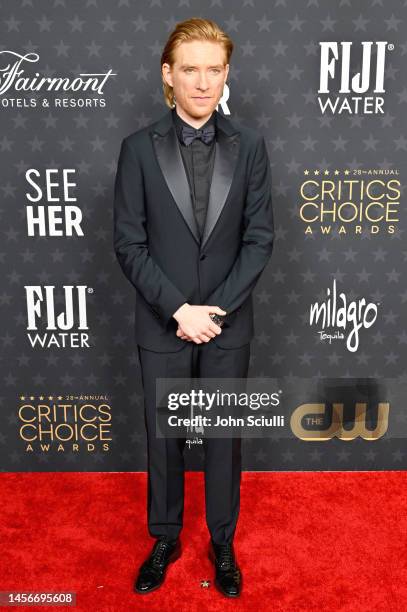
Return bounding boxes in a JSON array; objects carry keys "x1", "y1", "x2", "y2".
[{"x1": 181, "y1": 124, "x2": 215, "y2": 147}]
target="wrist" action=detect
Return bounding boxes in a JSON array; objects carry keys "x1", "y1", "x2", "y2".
[{"x1": 173, "y1": 302, "x2": 190, "y2": 322}]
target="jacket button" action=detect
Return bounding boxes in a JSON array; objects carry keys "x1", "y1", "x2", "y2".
[{"x1": 200, "y1": 254, "x2": 206, "y2": 260}]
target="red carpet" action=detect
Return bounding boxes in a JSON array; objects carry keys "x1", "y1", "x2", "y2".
[{"x1": 1, "y1": 471, "x2": 406, "y2": 611}]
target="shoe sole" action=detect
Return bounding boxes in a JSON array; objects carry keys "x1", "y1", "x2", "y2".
[
  {"x1": 207, "y1": 547, "x2": 242, "y2": 598},
  {"x1": 133, "y1": 543, "x2": 182, "y2": 595}
]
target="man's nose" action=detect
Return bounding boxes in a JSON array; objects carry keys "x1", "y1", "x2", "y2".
[{"x1": 196, "y1": 74, "x2": 209, "y2": 90}]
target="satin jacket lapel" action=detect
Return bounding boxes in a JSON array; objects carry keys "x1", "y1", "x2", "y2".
[
  {"x1": 201, "y1": 119, "x2": 240, "y2": 249},
  {"x1": 150, "y1": 109, "x2": 240, "y2": 249},
  {"x1": 151, "y1": 112, "x2": 200, "y2": 244}
]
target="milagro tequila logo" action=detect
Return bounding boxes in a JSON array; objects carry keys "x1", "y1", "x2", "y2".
[
  {"x1": 0, "y1": 50, "x2": 116, "y2": 108},
  {"x1": 309, "y1": 279, "x2": 378, "y2": 352},
  {"x1": 318, "y1": 41, "x2": 393, "y2": 115},
  {"x1": 25, "y1": 285, "x2": 91, "y2": 348}
]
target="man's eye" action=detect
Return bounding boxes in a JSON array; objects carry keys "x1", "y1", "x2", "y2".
[{"x1": 184, "y1": 68, "x2": 220, "y2": 74}]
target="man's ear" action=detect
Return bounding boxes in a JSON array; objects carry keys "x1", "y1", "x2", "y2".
[{"x1": 162, "y1": 63, "x2": 173, "y2": 87}]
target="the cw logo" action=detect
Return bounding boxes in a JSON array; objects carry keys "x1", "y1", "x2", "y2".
[{"x1": 290, "y1": 402, "x2": 389, "y2": 441}]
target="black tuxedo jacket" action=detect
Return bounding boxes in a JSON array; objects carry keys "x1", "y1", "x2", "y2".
[{"x1": 113, "y1": 109, "x2": 274, "y2": 352}]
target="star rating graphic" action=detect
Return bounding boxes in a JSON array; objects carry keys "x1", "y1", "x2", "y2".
[{"x1": 303, "y1": 168, "x2": 351, "y2": 175}]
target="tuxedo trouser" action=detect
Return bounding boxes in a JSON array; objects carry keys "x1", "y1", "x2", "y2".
[{"x1": 137, "y1": 340, "x2": 250, "y2": 545}]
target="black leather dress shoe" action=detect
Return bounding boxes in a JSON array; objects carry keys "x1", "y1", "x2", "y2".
[
  {"x1": 134, "y1": 537, "x2": 181, "y2": 594},
  {"x1": 209, "y1": 540, "x2": 242, "y2": 597}
]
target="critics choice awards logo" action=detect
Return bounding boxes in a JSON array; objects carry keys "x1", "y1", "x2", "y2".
[
  {"x1": 299, "y1": 170, "x2": 400, "y2": 237},
  {"x1": 18, "y1": 395, "x2": 112, "y2": 453}
]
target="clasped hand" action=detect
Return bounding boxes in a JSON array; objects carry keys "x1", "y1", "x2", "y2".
[{"x1": 173, "y1": 304, "x2": 226, "y2": 344}]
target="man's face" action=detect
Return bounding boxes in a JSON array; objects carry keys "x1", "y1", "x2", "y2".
[{"x1": 162, "y1": 40, "x2": 229, "y2": 119}]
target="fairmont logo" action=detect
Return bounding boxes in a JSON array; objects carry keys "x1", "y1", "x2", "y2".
[
  {"x1": 309, "y1": 279, "x2": 378, "y2": 352},
  {"x1": 0, "y1": 50, "x2": 115, "y2": 96}
]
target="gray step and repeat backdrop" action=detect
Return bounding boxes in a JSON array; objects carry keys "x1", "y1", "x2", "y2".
[{"x1": 1, "y1": 1, "x2": 406, "y2": 471}]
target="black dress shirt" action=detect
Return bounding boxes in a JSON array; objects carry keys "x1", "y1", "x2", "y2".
[{"x1": 172, "y1": 107, "x2": 217, "y2": 240}]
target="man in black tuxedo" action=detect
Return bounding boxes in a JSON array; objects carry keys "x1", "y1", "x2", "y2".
[{"x1": 113, "y1": 18, "x2": 274, "y2": 598}]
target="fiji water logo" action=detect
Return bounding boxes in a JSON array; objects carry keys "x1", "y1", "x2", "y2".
[
  {"x1": 318, "y1": 41, "x2": 394, "y2": 114},
  {"x1": 309, "y1": 279, "x2": 379, "y2": 352}
]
